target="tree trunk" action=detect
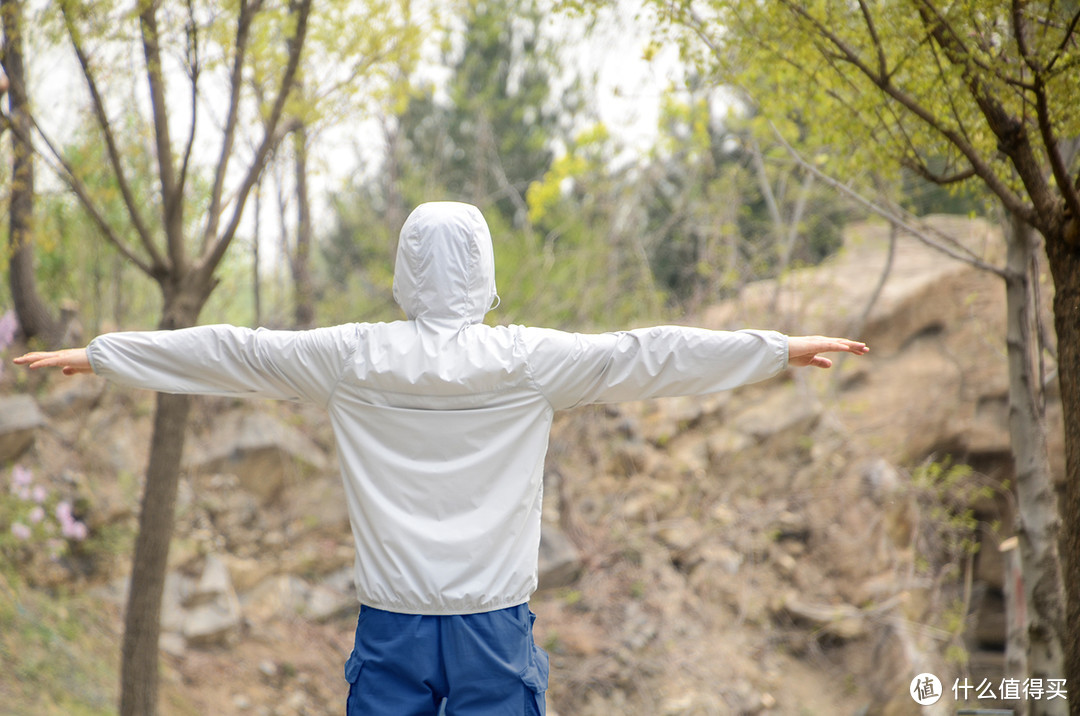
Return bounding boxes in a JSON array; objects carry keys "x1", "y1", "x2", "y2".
[
  {"x1": 119, "y1": 391, "x2": 192, "y2": 716},
  {"x1": 292, "y1": 125, "x2": 315, "y2": 329},
  {"x1": 2, "y1": 0, "x2": 59, "y2": 345},
  {"x1": 1003, "y1": 213, "x2": 1066, "y2": 715},
  {"x1": 119, "y1": 290, "x2": 205, "y2": 716},
  {"x1": 1044, "y1": 227, "x2": 1080, "y2": 714}
]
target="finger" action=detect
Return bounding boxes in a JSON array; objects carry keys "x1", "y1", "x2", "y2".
[
  {"x1": 12, "y1": 352, "x2": 49, "y2": 365},
  {"x1": 810, "y1": 355, "x2": 833, "y2": 369},
  {"x1": 817, "y1": 338, "x2": 868, "y2": 355}
]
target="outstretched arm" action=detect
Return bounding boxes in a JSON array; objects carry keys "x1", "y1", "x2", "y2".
[
  {"x1": 787, "y1": 336, "x2": 868, "y2": 368},
  {"x1": 14, "y1": 324, "x2": 356, "y2": 406},
  {"x1": 14, "y1": 348, "x2": 92, "y2": 375}
]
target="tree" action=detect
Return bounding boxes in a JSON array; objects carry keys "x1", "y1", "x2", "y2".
[
  {"x1": 324, "y1": 0, "x2": 591, "y2": 323},
  {"x1": 394, "y1": 0, "x2": 574, "y2": 226},
  {"x1": 2, "y1": 0, "x2": 61, "y2": 345},
  {"x1": 30, "y1": 1, "x2": 312, "y2": 712},
  {"x1": 637, "y1": 0, "x2": 1080, "y2": 708},
  {"x1": 250, "y1": 0, "x2": 423, "y2": 328},
  {"x1": 640, "y1": 88, "x2": 849, "y2": 312}
]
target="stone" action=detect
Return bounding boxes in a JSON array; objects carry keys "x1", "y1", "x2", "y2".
[
  {"x1": 186, "y1": 553, "x2": 233, "y2": 607},
  {"x1": 734, "y1": 389, "x2": 822, "y2": 445},
  {"x1": 184, "y1": 411, "x2": 329, "y2": 503},
  {"x1": 39, "y1": 375, "x2": 102, "y2": 420},
  {"x1": 182, "y1": 554, "x2": 242, "y2": 646},
  {"x1": 654, "y1": 516, "x2": 704, "y2": 554},
  {"x1": 241, "y1": 574, "x2": 311, "y2": 623},
  {"x1": 537, "y1": 524, "x2": 581, "y2": 591},
  {"x1": 303, "y1": 583, "x2": 356, "y2": 623},
  {"x1": 0, "y1": 395, "x2": 45, "y2": 463},
  {"x1": 159, "y1": 631, "x2": 187, "y2": 658},
  {"x1": 779, "y1": 593, "x2": 868, "y2": 641},
  {"x1": 183, "y1": 593, "x2": 242, "y2": 647}
]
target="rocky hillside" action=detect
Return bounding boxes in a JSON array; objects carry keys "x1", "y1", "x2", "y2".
[{"x1": 0, "y1": 215, "x2": 1060, "y2": 715}]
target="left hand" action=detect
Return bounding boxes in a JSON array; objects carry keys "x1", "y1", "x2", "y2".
[{"x1": 787, "y1": 336, "x2": 868, "y2": 369}]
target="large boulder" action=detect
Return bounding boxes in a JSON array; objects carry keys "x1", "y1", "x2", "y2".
[
  {"x1": 184, "y1": 411, "x2": 329, "y2": 503},
  {"x1": 537, "y1": 524, "x2": 582, "y2": 591},
  {"x1": 0, "y1": 394, "x2": 45, "y2": 463}
]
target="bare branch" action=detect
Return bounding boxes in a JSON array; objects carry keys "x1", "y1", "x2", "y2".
[
  {"x1": 901, "y1": 156, "x2": 978, "y2": 185},
  {"x1": 201, "y1": 0, "x2": 258, "y2": 255},
  {"x1": 769, "y1": 121, "x2": 1007, "y2": 278},
  {"x1": 1045, "y1": 6, "x2": 1080, "y2": 74},
  {"x1": 1011, "y1": 0, "x2": 1040, "y2": 73},
  {"x1": 911, "y1": 1, "x2": 1061, "y2": 233},
  {"x1": 60, "y1": 4, "x2": 165, "y2": 271},
  {"x1": 138, "y1": 1, "x2": 184, "y2": 271},
  {"x1": 200, "y1": 0, "x2": 313, "y2": 278},
  {"x1": 856, "y1": 0, "x2": 888, "y2": 78},
  {"x1": 25, "y1": 114, "x2": 155, "y2": 276},
  {"x1": 176, "y1": 0, "x2": 201, "y2": 207},
  {"x1": 779, "y1": 0, "x2": 1037, "y2": 224}
]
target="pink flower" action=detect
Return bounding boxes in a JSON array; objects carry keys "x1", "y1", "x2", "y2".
[
  {"x1": 28, "y1": 506, "x2": 45, "y2": 524},
  {"x1": 56, "y1": 501, "x2": 73, "y2": 525},
  {"x1": 10, "y1": 522, "x2": 31, "y2": 540},
  {"x1": 31, "y1": 485, "x2": 47, "y2": 504},
  {"x1": 0, "y1": 310, "x2": 17, "y2": 350},
  {"x1": 11, "y1": 465, "x2": 32, "y2": 487},
  {"x1": 62, "y1": 520, "x2": 88, "y2": 541}
]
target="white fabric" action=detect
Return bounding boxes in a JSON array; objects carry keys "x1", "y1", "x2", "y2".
[{"x1": 86, "y1": 201, "x2": 789, "y2": 615}]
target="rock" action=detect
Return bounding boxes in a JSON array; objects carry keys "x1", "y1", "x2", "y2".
[
  {"x1": 185, "y1": 553, "x2": 232, "y2": 607},
  {"x1": 184, "y1": 411, "x2": 329, "y2": 504},
  {"x1": 221, "y1": 554, "x2": 278, "y2": 594},
  {"x1": 733, "y1": 389, "x2": 822, "y2": 445},
  {"x1": 779, "y1": 593, "x2": 868, "y2": 641},
  {"x1": 653, "y1": 517, "x2": 704, "y2": 554},
  {"x1": 241, "y1": 574, "x2": 311, "y2": 623},
  {"x1": 39, "y1": 375, "x2": 102, "y2": 420},
  {"x1": 0, "y1": 394, "x2": 45, "y2": 463},
  {"x1": 159, "y1": 631, "x2": 187, "y2": 658},
  {"x1": 183, "y1": 554, "x2": 242, "y2": 647},
  {"x1": 706, "y1": 428, "x2": 752, "y2": 464},
  {"x1": 184, "y1": 595, "x2": 242, "y2": 647},
  {"x1": 860, "y1": 458, "x2": 903, "y2": 502},
  {"x1": 537, "y1": 524, "x2": 581, "y2": 591},
  {"x1": 303, "y1": 583, "x2": 356, "y2": 622}
]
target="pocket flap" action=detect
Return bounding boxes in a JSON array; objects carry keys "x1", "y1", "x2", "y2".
[
  {"x1": 519, "y1": 644, "x2": 549, "y2": 694},
  {"x1": 344, "y1": 651, "x2": 364, "y2": 683}
]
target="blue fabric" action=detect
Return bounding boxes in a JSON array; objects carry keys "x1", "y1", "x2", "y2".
[{"x1": 344, "y1": 603, "x2": 548, "y2": 716}]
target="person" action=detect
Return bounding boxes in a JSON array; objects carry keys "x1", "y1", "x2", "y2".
[{"x1": 16, "y1": 201, "x2": 868, "y2": 715}]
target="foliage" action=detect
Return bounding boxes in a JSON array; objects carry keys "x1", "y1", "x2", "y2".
[
  {"x1": 0, "y1": 465, "x2": 89, "y2": 575},
  {"x1": 0, "y1": 571, "x2": 120, "y2": 715},
  {"x1": 643, "y1": 0, "x2": 1080, "y2": 232},
  {"x1": 908, "y1": 457, "x2": 1001, "y2": 669},
  {"x1": 319, "y1": 0, "x2": 663, "y2": 329}
]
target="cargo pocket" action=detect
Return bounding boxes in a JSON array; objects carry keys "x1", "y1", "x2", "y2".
[
  {"x1": 519, "y1": 643, "x2": 549, "y2": 716},
  {"x1": 344, "y1": 651, "x2": 365, "y2": 714}
]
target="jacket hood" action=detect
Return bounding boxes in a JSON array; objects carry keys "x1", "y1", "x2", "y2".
[{"x1": 393, "y1": 202, "x2": 499, "y2": 323}]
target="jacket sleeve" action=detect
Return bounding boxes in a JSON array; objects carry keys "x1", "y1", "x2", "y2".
[
  {"x1": 85, "y1": 324, "x2": 356, "y2": 406},
  {"x1": 521, "y1": 326, "x2": 788, "y2": 411}
]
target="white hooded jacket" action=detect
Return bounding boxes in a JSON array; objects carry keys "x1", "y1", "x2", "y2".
[{"x1": 86, "y1": 201, "x2": 789, "y2": 615}]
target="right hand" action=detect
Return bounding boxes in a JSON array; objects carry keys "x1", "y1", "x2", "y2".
[{"x1": 13, "y1": 348, "x2": 93, "y2": 375}]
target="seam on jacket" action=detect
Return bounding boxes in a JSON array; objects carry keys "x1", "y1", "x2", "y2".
[
  {"x1": 514, "y1": 328, "x2": 551, "y2": 409},
  {"x1": 323, "y1": 324, "x2": 361, "y2": 409}
]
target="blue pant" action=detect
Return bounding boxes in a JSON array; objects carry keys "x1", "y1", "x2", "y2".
[{"x1": 344, "y1": 603, "x2": 548, "y2": 715}]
